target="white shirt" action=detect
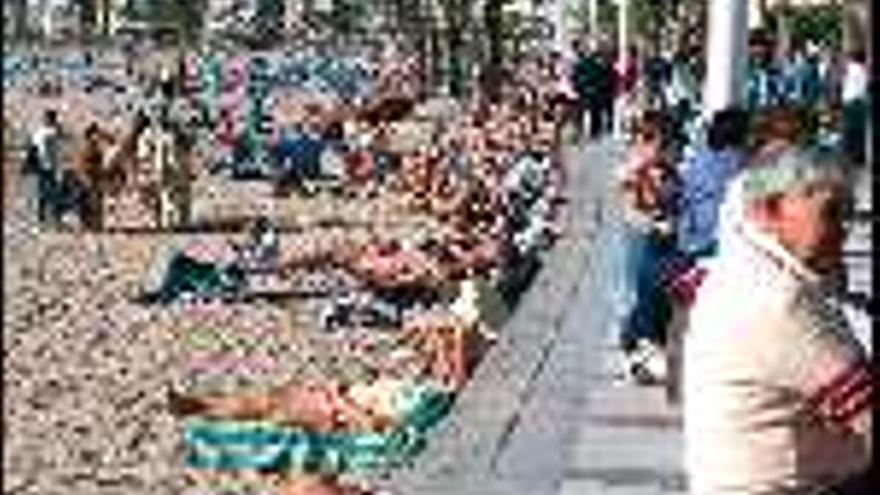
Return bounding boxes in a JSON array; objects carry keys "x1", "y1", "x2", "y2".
[
  {"x1": 685, "y1": 209, "x2": 871, "y2": 494},
  {"x1": 841, "y1": 60, "x2": 867, "y2": 103},
  {"x1": 31, "y1": 124, "x2": 60, "y2": 170}
]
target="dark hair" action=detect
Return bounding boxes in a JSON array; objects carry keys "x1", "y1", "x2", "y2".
[
  {"x1": 749, "y1": 105, "x2": 806, "y2": 149},
  {"x1": 636, "y1": 110, "x2": 664, "y2": 142},
  {"x1": 707, "y1": 107, "x2": 748, "y2": 151},
  {"x1": 134, "y1": 110, "x2": 150, "y2": 133},
  {"x1": 323, "y1": 121, "x2": 344, "y2": 141},
  {"x1": 85, "y1": 122, "x2": 100, "y2": 139},
  {"x1": 849, "y1": 50, "x2": 866, "y2": 64}
]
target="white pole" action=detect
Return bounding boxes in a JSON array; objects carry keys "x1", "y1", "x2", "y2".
[
  {"x1": 703, "y1": 0, "x2": 749, "y2": 116},
  {"x1": 551, "y1": 0, "x2": 569, "y2": 54},
  {"x1": 614, "y1": 0, "x2": 628, "y2": 138},
  {"x1": 589, "y1": 0, "x2": 599, "y2": 50}
]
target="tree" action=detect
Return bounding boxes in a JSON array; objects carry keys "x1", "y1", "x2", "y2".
[
  {"x1": 71, "y1": 0, "x2": 98, "y2": 40},
  {"x1": 391, "y1": 0, "x2": 432, "y2": 90},
  {"x1": 11, "y1": 0, "x2": 29, "y2": 41},
  {"x1": 332, "y1": 0, "x2": 368, "y2": 34},
  {"x1": 437, "y1": 0, "x2": 474, "y2": 98},
  {"x1": 174, "y1": 0, "x2": 208, "y2": 43},
  {"x1": 483, "y1": 0, "x2": 507, "y2": 102},
  {"x1": 842, "y1": 0, "x2": 868, "y2": 55},
  {"x1": 566, "y1": 0, "x2": 615, "y2": 44},
  {"x1": 254, "y1": 0, "x2": 284, "y2": 42}
]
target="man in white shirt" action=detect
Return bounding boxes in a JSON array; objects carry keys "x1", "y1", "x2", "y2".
[
  {"x1": 29, "y1": 109, "x2": 63, "y2": 224},
  {"x1": 840, "y1": 51, "x2": 868, "y2": 165},
  {"x1": 684, "y1": 147, "x2": 873, "y2": 494}
]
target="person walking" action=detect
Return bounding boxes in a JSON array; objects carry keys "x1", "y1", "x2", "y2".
[
  {"x1": 747, "y1": 42, "x2": 782, "y2": 110},
  {"x1": 840, "y1": 50, "x2": 868, "y2": 166},
  {"x1": 571, "y1": 43, "x2": 606, "y2": 139},
  {"x1": 29, "y1": 109, "x2": 63, "y2": 225},
  {"x1": 598, "y1": 47, "x2": 616, "y2": 135},
  {"x1": 644, "y1": 51, "x2": 672, "y2": 110},
  {"x1": 77, "y1": 122, "x2": 109, "y2": 231},
  {"x1": 801, "y1": 45, "x2": 824, "y2": 111},
  {"x1": 617, "y1": 111, "x2": 679, "y2": 382},
  {"x1": 684, "y1": 147, "x2": 874, "y2": 495}
]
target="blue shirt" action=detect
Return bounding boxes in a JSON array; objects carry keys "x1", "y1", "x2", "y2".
[
  {"x1": 676, "y1": 148, "x2": 744, "y2": 256},
  {"x1": 274, "y1": 130, "x2": 326, "y2": 179}
]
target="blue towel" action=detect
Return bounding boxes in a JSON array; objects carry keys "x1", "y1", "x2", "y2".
[{"x1": 183, "y1": 387, "x2": 452, "y2": 473}]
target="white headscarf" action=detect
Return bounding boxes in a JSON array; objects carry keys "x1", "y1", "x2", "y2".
[{"x1": 713, "y1": 149, "x2": 842, "y2": 285}]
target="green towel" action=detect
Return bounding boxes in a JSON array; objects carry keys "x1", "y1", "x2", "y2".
[{"x1": 183, "y1": 386, "x2": 452, "y2": 474}]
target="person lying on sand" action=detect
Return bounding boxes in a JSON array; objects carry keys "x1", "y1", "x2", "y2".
[{"x1": 168, "y1": 312, "x2": 475, "y2": 430}]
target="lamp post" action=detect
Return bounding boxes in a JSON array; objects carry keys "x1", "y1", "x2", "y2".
[{"x1": 702, "y1": 0, "x2": 749, "y2": 116}]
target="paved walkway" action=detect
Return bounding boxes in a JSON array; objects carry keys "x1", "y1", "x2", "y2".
[{"x1": 552, "y1": 139, "x2": 685, "y2": 495}]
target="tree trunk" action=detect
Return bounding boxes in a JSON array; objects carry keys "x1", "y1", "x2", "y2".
[
  {"x1": 842, "y1": 0, "x2": 868, "y2": 56},
  {"x1": 440, "y1": 0, "x2": 469, "y2": 98},
  {"x1": 78, "y1": 0, "x2": 98, "y2": 41},
  {"x1": 12, "y1": 0, "x2": 28, "y2": 41},
  {"x1": 484, "y1": 0, "x2": 504, "y2": 103}
]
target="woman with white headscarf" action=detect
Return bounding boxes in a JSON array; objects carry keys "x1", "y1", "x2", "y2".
[{"x1": 684, "y1": 147, "x2": 873, "y2": 494}]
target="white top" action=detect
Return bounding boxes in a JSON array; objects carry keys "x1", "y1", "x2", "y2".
[
  {"x1": 841, "y1": 60, "x2": 867, "y2": 103},
  {"x1": 31, "y1": 124, "x2": 60, "y2": 170},
  {"x1": 684, "y1": 202, "x2": 872, "y2": 494}
]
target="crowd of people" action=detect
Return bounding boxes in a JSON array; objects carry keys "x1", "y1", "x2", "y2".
[
  {"x1": 4, "y1": 21, "x2": 873, "y2": 494},
  {"x1": 5, "y1": 42, "x2": 577, "y2": 494},
  {"x1": 605, "y1": 36, "x2": 873, "y2": 494},
  {"x1": 565, "y1": 37, "x2": 869, "y2": 171}
]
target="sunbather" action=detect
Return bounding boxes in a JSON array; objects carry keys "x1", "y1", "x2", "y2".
[{"x1": 168, "y1": 312, "x2": 473, "y2": 430}]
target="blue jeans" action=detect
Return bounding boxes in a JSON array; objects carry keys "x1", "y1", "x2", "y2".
[{"x1": 620, "y1": 229, "x2": 674, "y2": 351}]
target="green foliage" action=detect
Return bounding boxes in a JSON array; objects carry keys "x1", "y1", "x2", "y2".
[
  {"x1": 630, "y1": 0, "x2": 660, "y2": 41},
  {"x1": 763, "y1": 5, "x2": 842, "y2": 51},
  {"x1": 121, "y1": 0, "x2": 207, "y2": 41},
  {"x1": 119, "y1": 0, "x2": 148, "y2": 21},
  {"x1": 565, "y1": 0, "x2": 615, "y2": 40},
  {"x1": 320, "y1": 0, "x2": 370, "y2": 35},
  {"x1": 254, "y1": 0, "x2": 285, "y2": 38},
  {"x1": 565, "y1": 0, "x2": 671, "y2": 49},
  {"x1": 789, "y1": 5, "x2": 842, "y2": 50},
  {"x1": 76, "y1": 0, "x2": 97, "y2": 30}
]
